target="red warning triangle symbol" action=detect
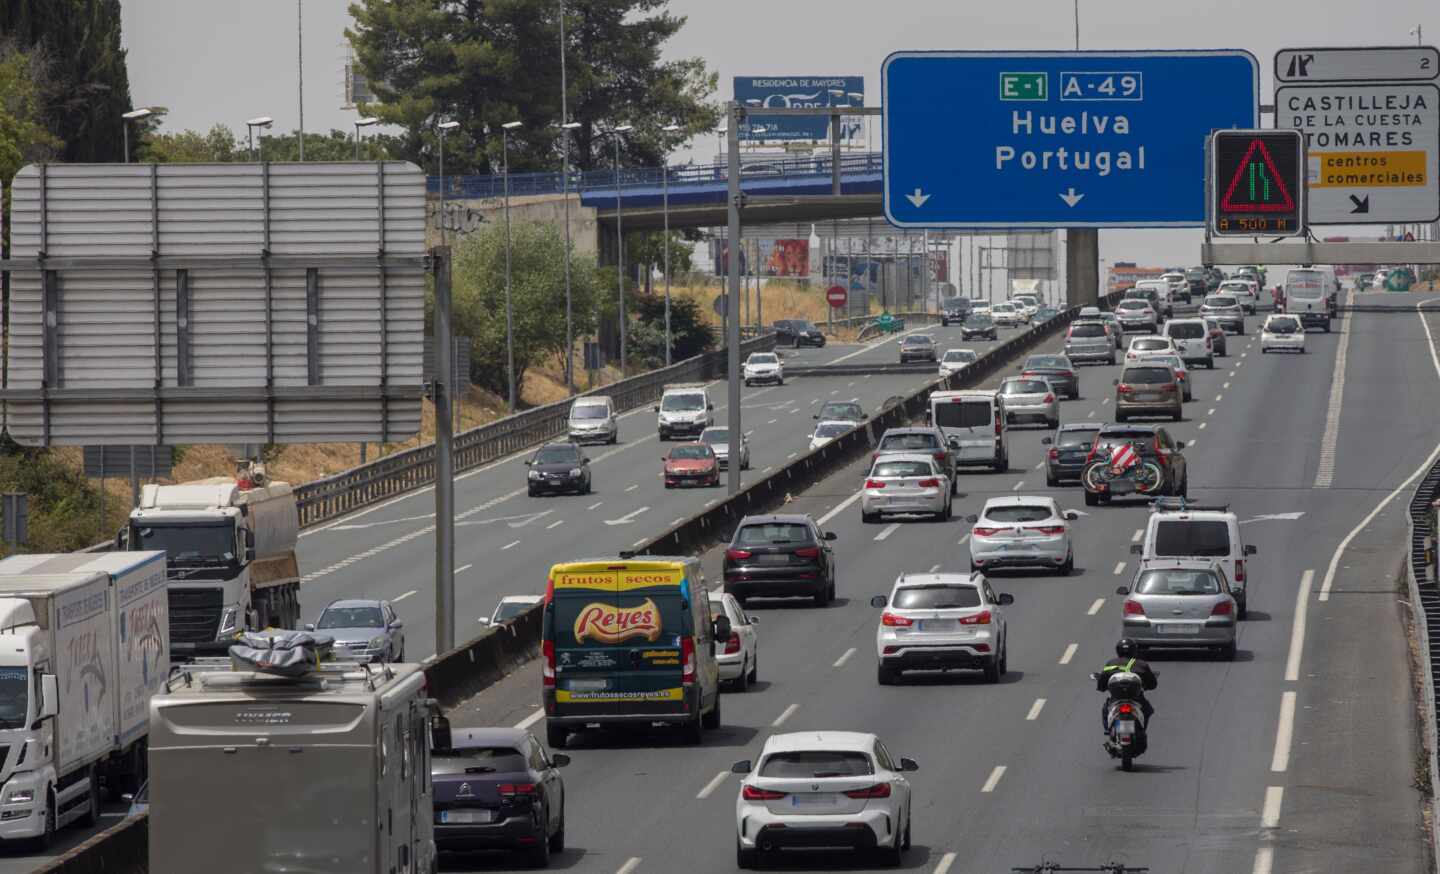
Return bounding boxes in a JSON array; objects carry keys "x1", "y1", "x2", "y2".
[{"x1": 1220, "y1": 138, "x2": 1296, "y2": 213}]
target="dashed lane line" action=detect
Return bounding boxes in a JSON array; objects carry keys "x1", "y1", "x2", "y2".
[
  {"x1": 1026, "y1": 699, "x2": 1046, "y2": 721},
  {"x1": 980, "y1": 765, "x2": 1007, "y2": 793},
  {"x1": 514, "y1": 708, "x2": 544, "y2": 730},
  {"x1": 1271, "y1": 690, "x2": 1297, "y2": 773},
  {"x1": 394, "y1": 589, "x2": 417, "y2": 602},
  {"x1": 834, "y1": 647, "x2": 857, "y2": 668},
  {"x1": 1284, "y1": 570, "x2": 1315, "y2": 682},
  {"x1": 455, "y1": 564, "x2": 473, "y2": 575},
  {"x1": 1261, "y1": 786, "x2": 1283, "y2": 829},
  {"x1": 875, "y1": 523, "x2": 902, "y2": 542},
  {"x1": 1087, "y1": 598, "x2": 1105, "y2": 615},
  {"x1": 546, "y1": 519, "x2": 564, "y2": 529},
  {"x1": 772, "y1": 704, "x2": 799, "y2": 727},
  {"x1": 502, "y1": 540, "x2": 521, "y2": 550},
  {"x1": 616, "y1": 858, "x2": 642, "y2": 874},
  {"x1": 1131, "y1": 529, "x2": 1144, "y2": 543},
  {"x1": 935, "y1": 853, "x2": 958, "y2": 874},
  {"x1": 696, "y1": 770, "x2": 730, "y2": 800},
  {"x1": 1112, "y1": 561, "x2": 1126, "y2": 576},
  {"x1": 1059, "y1": 643, "x2": 1078, "y2": 665}
]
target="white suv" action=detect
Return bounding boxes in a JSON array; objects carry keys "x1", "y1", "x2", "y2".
[
  {"x1": 1131, "y1": 498, "x2": 1258, "y2": 618},
  {"x1": 871, "y1": 572, "x2": 1014, "y2": 684},
  {"x1": 967, "y1": 496, "x2": 1078, "y2": 575}
]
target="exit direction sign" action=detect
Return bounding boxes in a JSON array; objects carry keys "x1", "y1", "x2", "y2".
[
  {"x1": 1275, "y1": 46, "x2": 1440, "y2": 225},
  {"x1": 1210, "y1": 130, "x2": 1306, "y2": 237},
  {"x1": 882, "y1": 51, "x2": 1259, "y2": 228}
]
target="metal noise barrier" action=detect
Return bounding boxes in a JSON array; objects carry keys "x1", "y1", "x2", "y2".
[
  {"x1": 1407, "y1": 450, "x2": 1440, "y2": 873},
  {"x1": 293, "y1": 334, "x2": 776, "y2": 527}
]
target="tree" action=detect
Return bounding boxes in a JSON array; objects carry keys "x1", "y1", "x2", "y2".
[
  {"x1": 451, "y1": 219, "x2": 599, "y2": 399},
  {"x1": 345, "y1": 0, "x2": 720, "y2": 176},
  {"x1": 0, "y1": 0, "x2": 134, "y2": 163},
  {"x1": 0, "y1": 41, "x2": 60, "y2": 187},
  {"x1": 626, "y1": 292, "x2": 713, "y2": 367},
  {"x1": 625, "y1": 230, "x2": 693, "y2": 294},
  {"x1": 135, "y1": 126, "x2": 391, "y2": 164},
  {"x1": 138, "y1": 124, "x2": 242, "y2": 163}
]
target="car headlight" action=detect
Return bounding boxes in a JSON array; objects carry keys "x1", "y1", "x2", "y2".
[
  {"x1": 218, "y1": 607, "x2": 238, "y2": 635},
  {"x1": 369, "y1": 636, "x2": 386, "y2": 650},
  {"x1": 7, "y1": 790, "x2": 33, "y2": 803},
  {"x1": 569, "y1": 467, "x2": 583, "y2": 477},
  {"x1": 528, "y1": 470, "x2": 542, "y2": 479}
]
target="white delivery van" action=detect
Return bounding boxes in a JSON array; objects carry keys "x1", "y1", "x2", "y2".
[
  {"x1": 655, "y1": 383, "x2": 713, "y2": 440},
  {"x1": 568, "y1": 395, "x2": 618, "y2": 444},
  {"x1": 929, "y1": 390, "x2": 1009, "y2": 472},
  {"x1": 1132, "y1": 498, "x2": 1257, "y2": 618},
  {"x1": 1282, "y1": 268, "x2": 1333, "y2": 332}
]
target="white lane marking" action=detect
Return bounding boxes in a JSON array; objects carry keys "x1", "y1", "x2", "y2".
[
  {"x1": 1228, "y1": 370, "x2": 1236, "y2": 378},
  {"x1": 696, "y1": 770, "x2": 730, "y2": 800},
  {"x1": 1026, "y1": 699, "x2": 1046, "y2": 721},
  {"x1": 830, "y1": 389, "x2": 839, "y2": 395},
  {"x1": 1012, "y1": 481, "x2": 1025, "y2": 491},
  {"x1": 1285, "y1": 570, "x2": 1316, "y2": 682},
  {"x1": 1087, "y1": 598, "x2": 1105, "y2": 615},
  {"x1": 514, "y1": 708, "x2": 544, "y2": 730},
  {"x1": 930, "y1": 563, "x2": 942, "y2": 572},
  {"x1": 1236, "y1": 360, "x2": 1245, "y2": 369},
  {"x1": 817, "y1": 490, "x2": 865, "y2": 526},
  {"x1": 1215, "y1": 394, "x2": 1223, "y2": 402},
  {"x1": 958, "y1": 533, "x2": 971, "y2": 545},
  {"x1": 546, "y1": 519, "x2": 564, "y2": 529},
  {"x1": 1241, "y1": 351, "x2": 1248, "y2": 358},
  {"x1": 587, "y1": 501, "x2": 603, "y2": 510},
  {"x1": 1059, "y1": 643, "x2": 1078, "y2": 665},
  {"x1": 632, "y1": 538, "x2": 648, "y2": 547},
  {"x1": 1101, "y1": 397, "x2": 1110, "y2": 405},
  {"x1": 1112, "y1": 561, "x2": 1126, "y2": 576},
  {"x1": 1271, "y1": 690, "x2": 1297, "y2": 773},
  {"x1": 616, "y1": 858, "x2": 642, "y2": 874},
  {"x1": 761, "y1": 466, "x2": 773, "y2": 474},
  {"x1": 605, "y1": 506, "x2": 651, "y2": 525},
  {"x1": 1261, "y1": 786, "x2": 1283, "y2": 828},
  {"x1": 834, "y1": 647, "x2": 857, "y2": 668},
  {"x1": 767, "y1": 418, "x2": 778, "y2": 425},
  {"x1": 1314, "y1": 317, "x2": 1353, "y2": 488},
  {"x1": 672, "y1": 518, "x2": 684, "y2": 526},
  {"x1": 1198, "y1": 422, "x2": 1208, "y2": 430},
  {"x1": 1131, "y1": 528, "x2": 1144, "y2": 543},
  {"x1": 1223, "y1": 381, "x2": 1231, "y2": 389},
  {"x1": 502, "y1": 539, "x2": 521, "y2": 550},
  {"x1": 1251, "y1": 847, "x2": 1274, "y2": 874},
  {"x1": 454, "y1": 563, "x2": 474, "y2": 575},
  {"x1": 705, "y1": 499, "x2": 719, "y2": 508},
  {"x1": 772, "y1": 704, "x2": 799, "y2": 727},
  {"x1": 1188, "y1": 438, "x2": 1198, "y2": 448},
  {"x1": 980, "y1": 765, "x2": 1007, "y2": 793},
  {"x1": 625, "y1": 484, "x2": 640, "y2": 492},
  {"x1": 1207, "y1": 407, "x2": 1216, "y2": 416},
  {"x1": 935, "y1": 852, "x2": 958, "y2": 874},
  {"x1": 1034, "y1": 461, "x2": 1045, "y2": 470},
  {"x1": 1087, "y1": 410, "x2": 1096, "y2": 417},
  {"x1": 810, "y1": 398, "x2": 819, "y2": 405},
  {"x1": 875, "y1": 522, "x2": 901, "y2": 542},
  {"x1": 787, "y1": 452, "x2": 798, "y2": 459},
  {"x1": 848, "y1": 382, "x2": 856, "y2": 387},
  {"x1": 394, "y1": 589, "x2": 417, "y2": 603}
]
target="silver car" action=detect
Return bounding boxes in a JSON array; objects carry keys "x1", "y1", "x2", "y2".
[
  {"x1": 939, "y1": 348, "x2": 979, "y2": 376},
  {"x1": 1064, "y1": 321, "x2": 1116, "y2": 365},
  {"x1": 701, "y1": 426, "x2": 750, "y2": 470},
  {"x1": 1199, "y1": 294, "x2": 1245, "y2": 334},
  {"x1": 308, "y1": 598, "x2": 406, "y2": 662},
  {"x1": 1114, "y1": 299, "x2": 1158, "y2": 334},
  {"x1": 861, "y1": 453, "x2": 952, "y2": 523},
  {"x1": 998, "y1": 376, "x2": 1059, "y2": 428},
  {"x1": 1116, "y1": 560, "x2": 1237, "y2": 659}
]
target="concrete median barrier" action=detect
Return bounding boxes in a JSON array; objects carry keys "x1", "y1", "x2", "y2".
[{"x1": 31, "y1": 813, "x2": 147, "y2": 874}]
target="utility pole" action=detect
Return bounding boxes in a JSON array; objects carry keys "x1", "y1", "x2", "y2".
[
  {"x1": 297, "y1": 0, "x2": 305, "y2": 161},
  {"x1": 432, "y1": 247, "x2": 455, "y2": 654},
  {"x1": 725, "y1": 103, "x2": 743, "y2": 495}
]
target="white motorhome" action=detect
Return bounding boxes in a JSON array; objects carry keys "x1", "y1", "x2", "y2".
[
  {"x1": 0, "y1": 552, "x2": 168, "y2": 846},
  {"x1": 148, "y1": 658, "x2": 436, "y2": 874},
  {"x1": 122, "y1": 467, "x2": 301, "y2": 655}
]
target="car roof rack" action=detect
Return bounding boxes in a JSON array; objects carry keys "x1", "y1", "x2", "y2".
[{"x1": 1149, "y1": 497, "x2": 1230, "y2": 513}]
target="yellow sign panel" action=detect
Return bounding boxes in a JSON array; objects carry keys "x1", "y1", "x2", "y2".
[
  {"x1": 1311, "y1": 151, "x2": 1427, "y2": 188},
  {"x1": 551, "y1": 562, "x2": 685, "y2": 592},
  {"x1": 555, "y1": 686, "x2": 684, "y2": 703}
]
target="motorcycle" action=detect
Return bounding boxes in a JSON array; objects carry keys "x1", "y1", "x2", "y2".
[
  {"x1": 1092, "y1": 670, "x2": 1153, "y2": 771},
  {"x1": 1082, "y1": 447, "x2": 1165, "y2": 503}
]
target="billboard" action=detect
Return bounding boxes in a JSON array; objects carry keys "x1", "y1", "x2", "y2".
[
  {"x1": 734, "y1": 76, "x2": 864, "y2": 141},
  {"x1": 713, "y1": 239, "x2": 810, "y2": 277}
]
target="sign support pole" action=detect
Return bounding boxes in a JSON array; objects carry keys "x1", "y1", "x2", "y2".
[
  {"x1": 726, "y1": 103, "x2": 743, "y2": 496},
  {"x1": 433, "y1": 247, "x2": 456, "y2": 655},
  {"x1": 1066, "y1": 229, "x2": 1100, "y2": 308}
]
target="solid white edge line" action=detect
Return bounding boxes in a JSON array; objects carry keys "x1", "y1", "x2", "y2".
[
  {"x1": 1261, "y1": 785, "x2": 1283, "y2": 828},
  {"x1": 934, "y1": 852, "x2": 958, "y2": 874},
  {"x1": 514, "y1": 708, "x2": 544, "y2": 730},
  {"x1": 1271, "y1": 690, "x2": 1297, "y2": 773},
  {"x1": 1025, "y1": 699, "x2": 1046, "y2": 721},
  {"x1": 833, "y1": 647, "x2": 857, "y2": 668},
  {"x1": 696, "y1": 770, "x2": 730, "y2": 800},
  {"x1": 1251, "y1": 846, "x2": 1274, "y2": 874},
  {"x1": 454, "y1": 564, "x2": 473, "y2": 574},
  {"x1": 980, "y1": 765, "x2": 1007, "y2": 793},
  {"x1": 772, "y1": 703, "x2": 799, "y2": 727},
  {"x1": 1285, "y1": 570, "x2": 1315, "y2": 683}
]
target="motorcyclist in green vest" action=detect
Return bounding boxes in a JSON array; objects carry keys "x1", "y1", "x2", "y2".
[{"x1": 1097, "y1": 638, "x2": 1157, "y2": 728}]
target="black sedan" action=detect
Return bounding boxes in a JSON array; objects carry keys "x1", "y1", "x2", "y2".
[
  {"x1": 773, "y1": 319, "x2": 826, "y2": 347},
  {"x1": 433, "y1": 726, "x2": 569, "y2": 866},
  {"x1": 1019, "y1": 353, "x2": 1080, "y2": 400},
  {"x1": 961, "y1": 313, "x2": 999, "y2": 341},
  {"x1": 1043, "y1": 422, "x2": 1103, "y2": 486},
  {"x1": 940, "y1": 300, "x2": 972, "y2": 326},
  {"x1": 525, "y1": 442, "x2": 592, "y2": 496}
]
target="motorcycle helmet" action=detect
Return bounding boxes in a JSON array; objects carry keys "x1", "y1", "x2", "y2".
[{"x1": 1115, "y1": 638, "x2": 1138, "y2": 658}]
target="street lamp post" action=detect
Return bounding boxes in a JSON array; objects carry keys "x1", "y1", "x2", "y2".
[
  {"x1": 437, "y1": 120, "x2": 460, "y2": 244},
  {"x1": 353, "y1": 116, "x2": 379, "y2": 160},
  {"x1": 559, "y1": 0, "x2": 577, "y2": 393},
  {"x1": 246, "y1": 116, "x2": 274, "y2": 161},
  {"x1": 660, "y1": 123, "x2": 682, "y2": 366},
  {"x1": 610, "y1": 125, "x2": 633, "y2": 373},
  {"x1": 501, "y1": 121, "x2": 523, "y2": 413},
  {"x1": 121, "y1": 108, "x2": 152, "y2": 163}
]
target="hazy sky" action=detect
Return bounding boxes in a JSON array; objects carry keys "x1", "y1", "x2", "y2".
[{"x1": 120, "y1": 0, "x2": 1437, "y2": 271}]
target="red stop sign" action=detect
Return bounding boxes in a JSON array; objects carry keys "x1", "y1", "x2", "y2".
[{"x1": 826, "y1": 285, "x2": 848, "y2": 308}]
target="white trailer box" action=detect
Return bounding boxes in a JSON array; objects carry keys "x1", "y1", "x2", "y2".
[{"x1": 0, "y1": 552, "x2": 167, "y2": 842}]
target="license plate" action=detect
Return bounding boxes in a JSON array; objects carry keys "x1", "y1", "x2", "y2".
[
  {"x1": 917, "y1": 619, "x2": 958, "y2": 632},
  {"x1": 1135, "y1": 392, "x2": 1160, "y2": 402},
  {"x1": 757, "y1": 553, "x2": 790, "y2": 565},
  {"x1": 1110, "y1": 480, "x2": 1136, "y2": 495},
  {"x1": 568, "y1": 679, "x2": 608, "y2": 691},
  {"x1": 440, "y1": 809, "x2": 494, "y2": 824},
  {"x1": 790, "y1": 794, "x2": 837, "y2": 808},
  {"x1": 1158, "y1": 623, "x2": 1200, "y2": 635}
]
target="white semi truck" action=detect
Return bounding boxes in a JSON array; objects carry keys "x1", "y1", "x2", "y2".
[
  {"x1": 0, "y1": 551, "x2": 168, "y2": 847},
  {"x1": 121, "y1": 467, "x2": 302, "y2": 656}
]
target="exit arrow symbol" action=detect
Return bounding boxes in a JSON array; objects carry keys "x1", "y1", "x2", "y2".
[
  {"x1": 906, "y1": 188, "x2": 931, "y2": 208},
  {"x1": 1349, "y1": 194, "x2": 1370, "y2": 214},
  {"x1": 604, "y1": 506, "x2": 650, "y2": 526},
  {"x1": 1059, "y1": 188, "x2": 1085, "y2": 208}
]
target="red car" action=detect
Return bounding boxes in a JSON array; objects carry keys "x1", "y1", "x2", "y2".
[{"x1": 663, "y1": 443, "x2": 720, "y2": 488}]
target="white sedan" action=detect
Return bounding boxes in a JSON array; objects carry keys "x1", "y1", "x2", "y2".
[
  {"x1": 1124, "y1": 335, "x2": 1178, "y2": 365},
  {"x1": 477, "y1": 594, "x2": 542, "y2": 626},
  {"x1": 709, "y1": 592, "x2": 759, "y2": 691},
  {"x1": 871, "y1": 572, "x2": 1013, "y2": 684},
  {"x1": 967, "y1": 496, "x2": 1078, "y2": 574},
  {"x1": 991, "y1": 302, "x2": 1027, "y2": 327},
  {"x1": 743, "y1": 352, "x2": 784, "y2": 386},
  {"x1": 1261, "y1": 314, "x2": 1306, "y2": 353},
  {"x1": 809, "y1": 420, "x2": 854, "y2": 451},
  {"x1": 938, "y1": 348, "x2": 979, "y2": 376},
  {"x1": 860, "y1": 453, "x2": 952, "y2": 523},
  {"x1": 733, "y1": 731, "x2": 917, "y2": 868}
]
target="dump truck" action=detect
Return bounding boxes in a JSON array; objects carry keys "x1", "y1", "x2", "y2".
[
  {"x1": 121, "y1": 465, "x2": 302, "y2": 655},
  {"x1": 0, "y1": 552, "x2": 168, "y2": 847}
]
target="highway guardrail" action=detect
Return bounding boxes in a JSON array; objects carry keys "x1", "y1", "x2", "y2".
[
  {"x1": 1406, "y1": 450, "x2": 1440, "y2": 869},
  {"x1": 32, "y1": 812, "x2": 146, "y2": 874}
]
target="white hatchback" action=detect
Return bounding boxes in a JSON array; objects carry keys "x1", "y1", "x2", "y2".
[
  {"x1": 967, "y1": 496, "x2": 1078, "y2": 574},
  {"x1": 1260, "y1": 314, "x2": 1306, "y2": 354},
  {"x1": 1125, "y1": 335, "x2": 1178, "y2": 365},
  {"x1": 939, "y1": 348, "x2": 979, "y2": 376},
  {"x1": 743, "y1": 352, "x2": 784, "y2": 386},
  {"x1": 733, "y1": 731, "x2": 917, "y2": 868},
  {"x1": 709, "y1": 592, "x2": 759, "y2": 691},
  {"x1": 871, "y1": 572, "x2": 1013, "y2": 684},
  {"x1": 809, "y1": 420, "x2": 855, "y2": 451},
  {"x1": 860, "y1": 454, "x2": 952, "y2": 523}
]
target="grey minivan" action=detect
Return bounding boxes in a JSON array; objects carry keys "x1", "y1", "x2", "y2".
[{"x1": 567, "y1": 395, "x2": 618, "y2": 444}]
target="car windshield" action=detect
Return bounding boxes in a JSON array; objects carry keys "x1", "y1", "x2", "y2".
[
  {"x1": 1168, "y1": 323, "x2": 1205, "y2": 339},
  {"x1": 1268, "y1": 318, "x2": 1300, "y2": 333},
  {"x1": 0, "y1": 668, "x2": 27, "y2": 730},
  {"x1": 943, "y1": 350, "x2": 977, "y2": 363},
  {"x1": 748, "y1": 354, "x2": 778, "y2": 365},
  {"x1": 1154, "y1": 520, "x2": 1231, "y2": 557},
  {"x1": 760, "y1": 751, "x2": 873, "y2": 779},
  {"x1": 892, "y1": 585, "x2": 982, "y2": 610},
  {"x1": 1122, "y1": 368, "x2": 1173, "y2": 385},
  {"x1": 1135, "y1": 569, "x2": 1222, "y2": 596},
  {"x1": 1132, "y1": 339, "x2": 1169, "y2": 350},
  {"x1": 1058, "y1": 428, "x2": 1100, "y2": 449},
  {"x1": 984, "y1": 505, "x2": 1054, "y2": 523},
  {"x1": 814, "y1": 422, "x2": 852, "y2": 438},
  {"x1": 318, "y1": 606, "x2": 384, "y2": 629},
  {"x1": 1117, "y1": 301, "x2": 1148, "y2": 311},
  {"x1": 1070, "y1": 323, "x2": 1106, "y2": 338},
  {"x1": 820, "y1": 402, "x2": 863, "y2": 420},
  {"x1": 1000, "y1": 379, "x2": 1047, "y2": 395},
  {"x1": 432, "y1": 746, "x2": 529, "y2": 776},
  {"x1": 1026, "y1": 356, "x2": 1067, "y2": 368},
  {"x1": 735, "y1": 523, "x2": 813, "y2": 546},
  {"x1": 670, "y1": 445, "x2": 712, "y2": 460},
  {"x1": 535, "y1": 445, "x2": 580, "y2": 464},
  {"x1": 493, "y1": 600, "x2": 536, "y2": 622},
  {"x1": 902, "y1": 336, "x2": 933, "y2": 346},
  {"x1": 793, "y1": 321, "x2": 817, "y2": 332},
  {"x1": 132, "y1": 522, "x2": 234, "y2": 564},
  {"x1": 871, "y1": 460, "x2": 934, "y2": 478},
  {"x1": 1220, "y1": 283, "x2": 1251, "y2": 294},
  {"x1": 1205, "y1": 296, "x2": 1237, "y2": 307},
  {"x1": 965, "y1": 314, "x2": 993, "y2": 326},
  {"x1": 880, "y1": 433, "x2": 940, "y2": 451},
  {"x1": 662, "y1": 393, "x2": 705, "y2": 411},
  {"x1": 570, "y1": 403, "x2": 608, "y2": 419},
  {"x1": 701, "y1": 429, "x2": 729, "y2": 444}
]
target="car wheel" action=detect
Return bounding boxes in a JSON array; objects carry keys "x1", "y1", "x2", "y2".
[
  {"x1": 1059, "y1": 550, "x2": 1074, "y2": 575},
  {"x1": 30, "y1": 790, "x2": 55, "y2": 852},
  {"x1": 1084, "y1": 491, "x2": 1099, "y2": 506},
  {"x1": 982, "y1": 655, "x2": 1001, "y2": 684},
  {"x1": 734, "y1": 659, "x2": 749, "y2": 692},
  {"x1": 1115, "y1": 412, "x2": 1128, "y2": 423},
  {"x1": 546, "y1": 721, "x2": 567, "y2": 750},
  {"x1": 528, "y1": 820, "x2": 552, "y2": 867},
  {"x1": 683, "y1": 712, "x2": 704, "y2": 745},
  {"x1": 703, "y1": 693, "x2": 722, "y2": 729},
  {"x1": 1046, "y1": 475, "x2": 1059, "y2": 488},
  {"x1": 1218, "y1": 641, "x2": 1237, "y2": 661},
  {"x1": 934, "y1": 500, "x2": 951, "y2": 522},
  {"x1": 1172, "y1": 409, "x2": 1183, "y2": 422},
  {"x1": 77, "y1": 766, "x2": 99, "y2": 827},
  {"x1": 749, "y1": 653, "x2": 759, "y2": 684},
  {"x1": 862, "y1": 510, "x2": 880, "y2": 524},
  {"x1": 737, "y1": 838, "x2": 757, "y2": 870},
  {"x1": 813, "y1": 582, "x2": 831, "y2": 607},
  {"x1": 1180, "y1": 477, "x2": 1189, "y2": 498},
  {"x1": 1047, "y1": 417, "x2": 1059, "y2": 429},
  {"x1": 528, "y1": 486, "x2": 538, "y2": 497},
  {"x1": 1207, "y1": 358, "x2": 1215, "y2": 369},
  {"x1": 877, "y1": 662, "x2": 900, "y2": 685},
  {"x1": 878, "y1": 821, "x2": 904, "y2": 867},
  {"x1": 998, "y1": 642, "x2": 1008, "y2": 676},
  {"x1": 548, "y1": 810, "x2": 565, "y2": 853}
]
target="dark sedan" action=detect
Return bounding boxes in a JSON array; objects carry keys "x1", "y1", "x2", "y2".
[
  {"x1": 940, "y1": 299, "x2": 972, "y2": 326},
  {"x1": 961, "y1": 313, "x2": 998, "y2": 341},
  {"x1": 774, "y1": 319, "x2": 826, "y2": 347},
  {"x1": 723, "y1": 514, "x2": 838, "y2": 607},
  {"x1": 1019, "y1": 353, "x2": 1080, "y2": 400},
  {"x1": 433, "y1": 726, "x2": 569, "y2": 866},
  {"x1": 526, "y1": 442, "x2": 592, "y2": 496},
  {"x1": 1043, "y1": 422, "x2": 1103, "y2": 486},
  {"x1": 899, "y1": 334, "x2": 938, "y2": 363}
]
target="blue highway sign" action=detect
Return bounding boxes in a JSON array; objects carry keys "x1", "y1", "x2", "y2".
[{"x1": 883, "y1": 51, "x2": 1259, "y2": 228}]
